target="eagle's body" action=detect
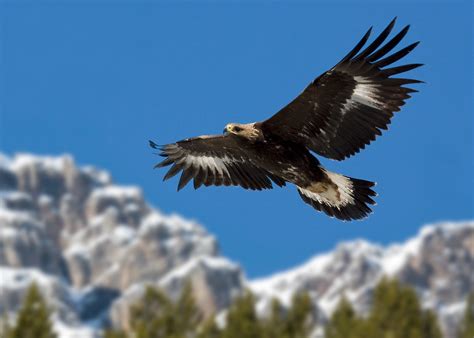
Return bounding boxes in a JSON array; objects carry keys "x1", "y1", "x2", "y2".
[
  {"x1": 216, "y1": 127, "x2": 321, "y2": 185},
  {"x1": 151, "y1": 18, "x2": 422, "y2": 221}
]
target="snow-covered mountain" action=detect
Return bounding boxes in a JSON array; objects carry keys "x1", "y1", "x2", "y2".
[
  {"x1": 249, "y1": 222, "x2": 474, "y2": 337},
  {"x1": 0, "y1": 153, "x2": 472, "y2": 337},
  {"x1": 0, "y1": 153, "x2": 243, "y2": 337}
]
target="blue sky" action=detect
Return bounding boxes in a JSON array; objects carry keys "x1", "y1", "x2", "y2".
[{"x1": 1, "y1": 0, "x2": 472, "y2": 278}]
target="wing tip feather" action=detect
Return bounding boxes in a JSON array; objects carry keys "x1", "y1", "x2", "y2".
[{"x1": 149, "y1": 140, "x2": 160, "y2": 149}]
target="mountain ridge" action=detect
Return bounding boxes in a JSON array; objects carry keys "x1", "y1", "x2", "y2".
[
  {"x1": 249, "y1": 220, "x2": 473, "y2": 338},
  {"x1": 0, "y1": 153, "x2": 472, "y2": 337}
]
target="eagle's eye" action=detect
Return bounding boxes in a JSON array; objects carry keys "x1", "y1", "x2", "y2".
[{"x1": 233, "y1": 126, "x2": 242, "y2": 132}]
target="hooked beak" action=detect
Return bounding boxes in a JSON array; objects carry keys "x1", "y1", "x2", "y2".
[{"x1": 223, "y1": 127, "x2": 228, "y2": 134}]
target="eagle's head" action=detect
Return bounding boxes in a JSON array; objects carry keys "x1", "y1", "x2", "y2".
[
  {"x1": 223, "y1": 123, "x2": 245, "y2": 135},
  {"x1": 224, "y1": 123, "x2": 263, "y2": 142}
]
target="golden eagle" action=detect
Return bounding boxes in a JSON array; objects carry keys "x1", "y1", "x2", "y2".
[{"x1": 151, "y1": 18, "x2": 422, "y2": 221}]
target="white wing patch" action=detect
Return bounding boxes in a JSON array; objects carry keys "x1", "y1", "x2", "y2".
[
  {"x1": 297, "y1": 168, "x2": 354, "y2": 208},
  {"x1": 353, "y1": 76, "x2": 383, "y2": 108},
  {"x1": 185, "y1": 154, "x2": 232, "y2": 178},
  {"x1": 155, "y1": 137, "x2": 279, "y2": 191},
  {"x1": 341, "y1": 76, "x2": 383, "y2": 115}
]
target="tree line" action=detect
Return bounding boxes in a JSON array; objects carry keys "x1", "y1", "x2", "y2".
[{"x1": 1, "y1": 279, "x2": 473, "y2": 338}]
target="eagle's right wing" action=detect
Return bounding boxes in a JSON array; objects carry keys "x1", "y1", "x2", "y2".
[{"x1": 150, "y1": 135, "x2": 285, "y2": 191}]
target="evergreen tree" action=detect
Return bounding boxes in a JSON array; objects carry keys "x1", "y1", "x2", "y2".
[
  {"x1": 458, "y1": 293, "x2": 474, "y2": 338},
  {"x1": 103, "y1": 329, "x2": 128, "y2": 338},
  {"x1": 325, "y1": 296, "x2": 362, "y2": 338},
  {"x1": 222, "y1": 291, "x2": 262, "y2": 338},
  {"x1": 1, "y1": 313, "x2": 12, "y2": 338},
  {"x1": 261, "y1": 292, "x2": 313, "y2": 338},
  {"x1": 101, "y1": 277, "x2": 448, "y2": 338},
  {"x1": 175, "y1": 282, "x2": 201, "y2": 334},
  {"x1": 284, "y1": 292, "x2": 313, "y2": 338},
  {"x1": 197, "y1": 317, "x2": 221, "y2": 338},
  {"x1": 366, "y1": 278, "x2": 428, "y2": 338},
  {"x1": 8, "y1": 283, "x2": 56, "y2": 338},
  {"x1": 129, "y1": 282, "x2": 201, "y2": 338},
  {"x1": 262, "y1": 298, "x2": 285, "y2": 338},
  {"x1": 420, "y1": 310, "x2": 442, "y2": 338},
  {"x1": 130, "y1": 286, "x2": 171, "y2": 338}
]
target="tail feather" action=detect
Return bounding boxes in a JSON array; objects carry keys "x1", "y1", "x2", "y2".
[{"x1": 297, "y1": 168, "x2": 376, "y2": 221}]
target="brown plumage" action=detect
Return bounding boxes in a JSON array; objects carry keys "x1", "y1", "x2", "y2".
[{"x1": 151, "y1": 18, "x2": 422, "y2": 221}]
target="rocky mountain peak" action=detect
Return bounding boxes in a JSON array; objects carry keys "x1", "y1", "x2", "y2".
[
  {"x1": 249, "y1": 221, "x2": 474, "y2": 337},
  {"x1": 0, "y1": 153, "x2": 472, "y2": 337},
  {"x1": 0, "y1": 153, "x2": 243, "y2": 336}
]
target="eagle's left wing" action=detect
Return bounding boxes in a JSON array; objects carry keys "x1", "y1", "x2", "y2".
[
  {"x1": 150, "y1": 135, "x2": 285, "y2": 191},
  {"x1": 261, "y1": 18, "x2": 422, "y2": 161}
]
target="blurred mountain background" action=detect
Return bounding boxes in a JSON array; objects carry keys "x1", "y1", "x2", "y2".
[
  {"x1": 0, "y1": 153, "x2": 472, "y2": 337},
  {"x1": 1, "y1": 1, "x2": 473, "y2": 337}
]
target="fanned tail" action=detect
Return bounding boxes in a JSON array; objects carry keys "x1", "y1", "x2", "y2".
[{"x1": 297, "y1": 168, "x2": 377, "y2": 221}]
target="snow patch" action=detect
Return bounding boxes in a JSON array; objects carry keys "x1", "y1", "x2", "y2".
[
  {"x1": 439, "y1": 300, "x2": 466, "y2": 316},
  {"x1": 81, "y1": 166, "x2": 111, "y2": 185},
  {"x1": 38, "y1": 194, "x2": 53, "y2": 206},
  {"x1": 139, "y1": 211, "x2": 206, "y2": 236},
  {"x1": 382, "y1": 236, "x2": 422, "y2": 275},
  {"x1": 0, "y1": 226, "x2": 18, "y2": 238},
  {"x1": 90, "y1": 186, "x2": 142, "y2": 200},
  {"x1": 159, "y1": 256, "x2": 238, "y2": 286},
  {"x1": 112, "y1": 225, "x2": 136, "y2": 245},
  {"x1": 250, "y1": 252, "x2": 334, "y2": 306},
  {"x1": 0, "y1": 266, "x2": 57, "y2": 290},
  {"x1": 381, "y1": 221, "x2": 474, "y2": 275},
  {"x1": 53, "y1": 318, "x2": 97, "y2": 338},
  {"x1": 0, "y1": 207, "x2": 35, "y2": 224},
  {"x1": 10, "y1": 153, "x2": 73, "y2": 172}
]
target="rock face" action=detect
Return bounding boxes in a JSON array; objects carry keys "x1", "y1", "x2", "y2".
[
  {"x1": 0, "y1": 203, "x2": 67, "y2": 277},
  {"x1": 0, "y1": 266, "x2": 77, "y2": 323},
  {"x1": 0, "y1": 153, "x2": 472, "y2": 338},
  {"x1": 0, "y1": 153, "x2": 244, "y2": 336},
  {"x1": 249, "y1": 222, "x2": 474, "y2": 338},
  {"x1": 64, "y1": 210, "x2": 219, "y2": 290},
  {"x1": 110, "y1": 256, "x2": 243, "y2": 330}
]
